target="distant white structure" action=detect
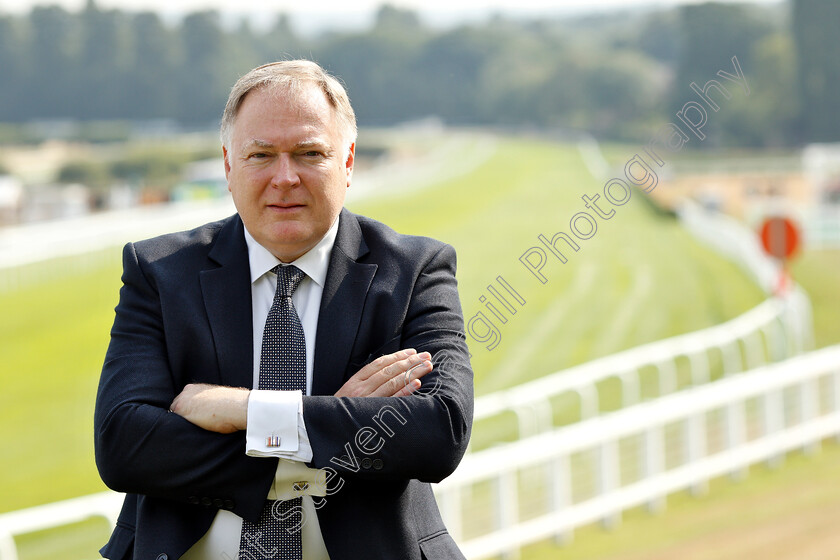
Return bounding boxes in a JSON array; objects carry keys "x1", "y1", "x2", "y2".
[
  {"x1": 0, "y1": 176, "x2": 23, "y2": 224},
  {"x1": 802, "y1": 143, "x2": 840, "y2": 205},
  {"x1": 800, "y1": 144, "x2": 840, "y2": 248}
]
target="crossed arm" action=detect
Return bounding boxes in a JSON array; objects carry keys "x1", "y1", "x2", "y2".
[{"x1": 169, "y1": 349, "x2": 433, "y2": 434}]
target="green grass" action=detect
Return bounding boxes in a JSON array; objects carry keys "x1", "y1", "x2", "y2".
[
  {"x1": 0, "y1": 253, "x2": 121, "y2": 513},
  {"x1": 791, "y1": 249, "x2": 840, "y2": 349},
  {"x1": 0, "y1": 132, "x2": 812, "y2": 558},
  {"x1": 514, "y1": 440, "x2": 840, "y2": 560}
]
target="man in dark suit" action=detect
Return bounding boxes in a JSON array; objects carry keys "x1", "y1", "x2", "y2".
[{"x1": 94, "y1": 60, "x2": 473, "y2": 560}]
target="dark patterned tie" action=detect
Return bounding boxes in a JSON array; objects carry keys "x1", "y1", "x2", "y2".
[{"x1": 239, "y1": 265, "x2": 306, "y2": 560}]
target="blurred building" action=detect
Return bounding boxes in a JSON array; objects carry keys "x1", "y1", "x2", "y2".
[
  {"x1": 0, "y1": 175, "x2": 24, "y2": 225},
  {"x1": 651, "y1": 144, "x2": 840, "y2": 250}
]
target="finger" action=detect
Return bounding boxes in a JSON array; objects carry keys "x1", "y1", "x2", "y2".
[
  {"x1": 356, "y1": 348, "x2": 418, "y2": 381},
  {"x1": 373, "y1": 359, "x2": 432, "y2": 397},
  {"x1": 395, "y1": 378, "x2": 421, "y2": 397},
  {"x1": 370, "y1": 352, "x2": 431, "y2": 385}
]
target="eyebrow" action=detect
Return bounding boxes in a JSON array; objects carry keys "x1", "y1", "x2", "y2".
[
  {"x1": 241, "y1": 138, "x2": 333, "y2": 152},
  {"x1": 241, "y1": 139, "x2": 274, "y2": 151}
]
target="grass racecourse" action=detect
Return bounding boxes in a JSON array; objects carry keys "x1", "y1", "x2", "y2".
[{"x1": 2, "y1": 131, "x2": 838, "y2": 559}]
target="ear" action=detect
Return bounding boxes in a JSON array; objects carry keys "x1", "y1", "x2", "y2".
[
  {"x1": 223, "y1": 146, "x2": 232, "y2": 189},
  {"x1": 345, "y1": 143, "x2": 355, "y2": 188}
]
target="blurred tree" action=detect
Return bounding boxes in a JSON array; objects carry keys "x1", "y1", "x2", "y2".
[
  {"x1": 126, "y1": 12, "x2": 180, "y2": 119},
  {"x1": 0, "y1": 15, "x2": 26, "y2": 121},
  {"x1": 673, "y1": 2, "x2": 775, "y2": 133},
  {"x1": 716, "y1": 32, "x2": 799, "y2": 147},
  {"x1": 413, "y1": 26, "x2": 501, "y2": 124},
  {"x1": 792, "y1": 0, "x2": 840, "y2": 142},
  {"x1": 177, "y1": 11, "x2": 229, "y2": 123},
  {"x1": 110, "y1": 150, "x2": 188, "y2": 187},
  {"x1": 77, "y1": 0, "x2": 129, "y2": 119},
  {"x1": 320, "y1": 10, "x2": 428, "y2": 126},
  {"x1": 0, "y1": 1, "x2": 813, "y2": 146},
  {"x1": 57, "y1": 160, "x2": 112, "y2": 190},
  {"x1": 374, "y1": 4, "x2": 422, "y2": 33},
  {"x1": 478, "y1": 30, "x2": 559, "y2": 125},
  {"x1": 259, "y1": 14, "x2": 306, "y2": 61},
  {"x1": 27, "y1": 6, "x2": 80, "y2": 119},
  {"x1": 635, "y1": 9, "x2": 680, "y2": 67},
  {"x1": 227, "y1": 18, "x2": 261, "y2": 73}
]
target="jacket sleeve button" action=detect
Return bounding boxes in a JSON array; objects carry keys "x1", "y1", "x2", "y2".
[
  {"x1": 201, "y1": 497, "x2": 212, "y2": 506},
  {"x1": 372, "y1": 459, "x2": 384, "y2": 470},
  {"x1": 361, "y1": 458, "x2": 373, "y2": 469}
]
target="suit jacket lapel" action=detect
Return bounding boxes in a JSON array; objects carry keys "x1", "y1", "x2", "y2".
[
  {"x1": 312, "y1": 209, "x2": 377, "y2": 396},
  {"x1": 200, "y1": 215, "x2": 254, "y2": 389}
]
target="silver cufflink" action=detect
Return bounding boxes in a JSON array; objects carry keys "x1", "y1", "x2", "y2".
[{"x1": 266, "y1": 436, "x2": 282, "y2": 447}]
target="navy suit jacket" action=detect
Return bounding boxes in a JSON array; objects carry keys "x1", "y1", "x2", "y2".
[{"x1": 94, "y1": 208, "x2": 473, "y2": 560}]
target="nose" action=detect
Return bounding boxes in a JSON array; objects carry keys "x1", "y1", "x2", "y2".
[{"x1": 270, "y1": 154, "x2": 300, "y2": 189}]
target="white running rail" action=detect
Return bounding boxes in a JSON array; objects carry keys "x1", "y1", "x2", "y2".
[
  {"x1": 436, "y1": 345, "x2": 840, "y2": 559},
  {"x1": 0, "y1": 491, "x2": 122, "y2": 560},
  {"x1": 473, "y1": 289, "x2": 813, "y2": 441}
]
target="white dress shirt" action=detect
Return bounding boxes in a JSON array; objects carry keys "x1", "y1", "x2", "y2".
[{"x1": 181, "y1": 217, "x2": 339, "y2": 560}]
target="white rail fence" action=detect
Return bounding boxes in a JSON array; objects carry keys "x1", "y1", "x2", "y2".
[
  {"x1": 0, "y1": 198, "x2": 236, "y2": 293},
  {"x1": 472, "y1": 289, "x2": 812, "y2": 445},
  {"x1": 435, "y1": 345, "x2": 840, "y2": 559},
  {"x1": 801, "y1": 205, "x2": 840, "y2": 249},
  {"x1": 0, "y1": 492, "x2": 121, "y2": 560},
  {"x1": 678, "y1": 199, "x2": 782, "y2": 294}
]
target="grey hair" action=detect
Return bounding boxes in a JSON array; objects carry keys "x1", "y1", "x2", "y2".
[{"x1": 220, "y1": 59, "x2": 357, "y2": 153}]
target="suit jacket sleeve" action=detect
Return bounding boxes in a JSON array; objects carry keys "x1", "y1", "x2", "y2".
[
  {"x1": 94, "y1": 236, "x2": 275, "y2": 522},
  {"x1": 303, "y1": 240, "x2": 474, "y2": 483}
]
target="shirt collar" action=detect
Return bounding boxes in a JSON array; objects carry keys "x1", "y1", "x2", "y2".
[{"x1": 242, "y1": 215, "x2": 340, "y2": 288}]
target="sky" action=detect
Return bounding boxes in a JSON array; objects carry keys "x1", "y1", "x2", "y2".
[{"x1": 0, "y1": 0, "x2": 784, "y2": 34}]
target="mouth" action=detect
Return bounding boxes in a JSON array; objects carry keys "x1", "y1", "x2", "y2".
[{"x1": 267, "y1": 203, "x2": 305, "y2": 212}]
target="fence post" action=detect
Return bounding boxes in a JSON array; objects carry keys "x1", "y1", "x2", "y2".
[
  {"x1": 745, "y1": 330, "x2": 766, "y2": 370},
  {"x1": 494, "y1": 470, "x2": 520, "y2": 560},
  {"x1": 643, "y1": 425, "x2": 666, "y2": 513},
  {"x1": 726, "y1": 401, "x2": 747, "y2": 480},
  {"x1": 801, "y1": 377, "x2": 820, "y2": 455},
  {"x1": 550, "y1": 455, "x2": 574, "y2": 545},
  {"x1": 657, "y1": 360, "x2": 678, "y2": 397},
  {"x1": 688, "y1": 351, "x2": 711, "y2": 386},
  {"x1": 721, "y1": 339, "x2": 742, "y2": 376},
  {"x1": 686, "y1": 413, "x2": 708, "y2": 496},
  {"x1": 833, "y1": 369, "x2": 840, "y2": 445},
  {"x1": 0, "y1": 531, "x2": 19, "y2": 560},
  {"x1": 762, "y1": 388, "x2": 785, "y2": 468},
  {"x1": 621, "y1": 370, "x2": 640, "y2": 408},
  {"x1": 598, "y1": 440, "x2": 621, "y2": 530},
  {"x1": 576, "y1": 385, "x2": 599, "y2": 420},
  {"x1": 762, "y1": 321, "x2": 787, "y2": 363},
  {"x1": 438, "y1": 487, "x2": 462, "y2": 543}
]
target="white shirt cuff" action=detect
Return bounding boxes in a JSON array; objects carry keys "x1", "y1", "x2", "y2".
[{"x1": 246, "y1": 390, "x2": 313, "y2": 462}]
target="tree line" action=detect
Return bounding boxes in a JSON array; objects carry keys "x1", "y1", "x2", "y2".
[{"x1": 0, "y1": 0, "x2": 837, "y2": 147}]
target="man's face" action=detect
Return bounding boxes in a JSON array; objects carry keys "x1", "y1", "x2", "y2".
[{"x1": 224, "y1": 84, "x2": 354, "y2": 262}]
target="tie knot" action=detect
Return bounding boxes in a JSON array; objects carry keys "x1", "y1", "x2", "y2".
[{"x1": 273, "y1": 265, "x2": 305, "y2": 298}]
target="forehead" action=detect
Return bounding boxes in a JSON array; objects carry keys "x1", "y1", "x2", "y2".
[{"x1": 233, "y1": 83, "x2": 338, "y2": 142}]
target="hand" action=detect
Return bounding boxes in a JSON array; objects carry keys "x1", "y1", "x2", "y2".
[
  {"x1": 169, "y1": 383, "x2": 250, "y2": 433},
  {"x1": 335, "y1": 349, "x2": 433, "y2": 398}
]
